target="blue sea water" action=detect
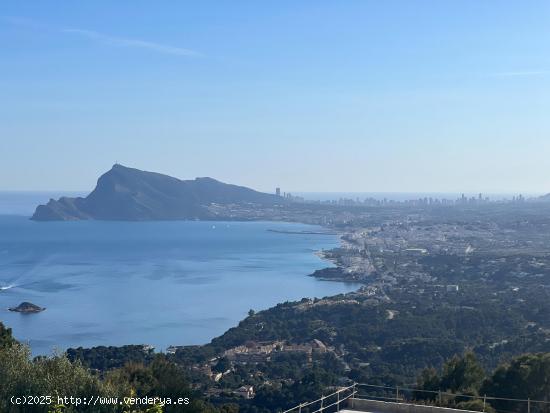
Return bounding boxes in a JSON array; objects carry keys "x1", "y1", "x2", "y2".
[{"x1": 0, "y1": 214, "x2": 359, "y2": 355}]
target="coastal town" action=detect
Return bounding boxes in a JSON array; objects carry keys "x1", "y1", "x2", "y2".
[
  {"x1": 145, "y1": 196, "x2": 550, "y2": 406},
  {"x1": 34, "y1": 172, "x2": 549, "y2": 410},
  {"x1": 5, "y1": 165, "x2": 550, "y2": 411}
]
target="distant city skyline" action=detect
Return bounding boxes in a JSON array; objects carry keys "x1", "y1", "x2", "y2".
[{"x1": 1, "y1": 1, "x2": 549, "y2": 193}]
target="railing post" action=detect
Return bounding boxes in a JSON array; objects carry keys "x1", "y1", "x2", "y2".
[
  {"x1": 337, "y1": 389, "x2": 340, "y2": 412},
  {"x1": 351, "y1": 383, "x2": 357, "y2": 409},
  {"x1": 396, "y1": 385, "x2": 399, "y2": 402},
  {"x1": 298, "y1": 402, "x2": 302, "y2": 413},
  {"x1": 320, "y1": 395, "x2": 324, "y2": 411},
  {"x1": 483, "y1": 395, "x2": 486, "y2": 412},
  {"x1": 528, "y1": 398, "x2": 531, "y2": 413}
]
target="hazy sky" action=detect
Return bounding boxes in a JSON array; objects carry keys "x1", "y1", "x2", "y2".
[{"x1": 1, "y1": 1, "x2": 549, "y2": 193}]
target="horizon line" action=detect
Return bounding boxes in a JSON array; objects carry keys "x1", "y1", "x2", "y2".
[{"x1": 0, "y1": 189, "x2": 545, "y2": 197}]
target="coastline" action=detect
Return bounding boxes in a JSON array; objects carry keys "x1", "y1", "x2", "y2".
[
  {"x1": 311, "y1": 233, "x2": 349, "y2": 282},
  {"x1": 309, "y1": 230, "x2": 370, "y2": 283},
  {"x1": 0, "y1": 216, "x2": 359, "y2": 354}
]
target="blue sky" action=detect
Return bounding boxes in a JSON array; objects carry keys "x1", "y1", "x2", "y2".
[{"x1": 1, "y1": 1, "x2": 549, "y2": 193}]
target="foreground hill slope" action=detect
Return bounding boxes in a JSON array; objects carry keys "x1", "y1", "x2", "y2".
[{"x1": 32, "y1": 164, "x2": 284, "y2": 221}]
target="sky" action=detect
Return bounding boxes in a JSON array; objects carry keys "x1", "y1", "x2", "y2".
[{"x1": 1, "y1": 1, "x2": 549, "y2": 194}]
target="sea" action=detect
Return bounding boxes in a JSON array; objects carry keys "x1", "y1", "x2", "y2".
[{"x1": 0, "y1": 192, "x2": 359, "y2": 355}]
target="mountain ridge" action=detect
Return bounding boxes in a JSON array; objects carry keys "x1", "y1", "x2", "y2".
[{"x1": 31, "y1": 164, "x2": 284, "y2": 221}]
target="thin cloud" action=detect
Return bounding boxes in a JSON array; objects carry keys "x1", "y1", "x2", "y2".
[
  {"x1": 2, "y1": 16, "x2": 201, "y2": 58},
  {"x1": 63, "y1": 28, "x2": 201, "y2": 57},
  {"x1": 492, "y1": 70, "x2": 550, "y2": 77}
]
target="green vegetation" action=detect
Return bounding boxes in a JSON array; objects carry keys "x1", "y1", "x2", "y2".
[
  {"x1": 2, "y1": 321, "x2": 550, "y2": 412},
  {"x1": 0, "y1": 341, "x2": 110, "y2": 413},
  {"x1": 66, "y1": 346, "x2": 154, "y2": 371},
  {"x1": 0, "y1": 323, "x2": 222, "y2": 413},
  {"x1": 482, "y1": 353, "x2": 550, "y2": 413},
  {"x1": 0, "y1": 322, "x2": 15, "y2": 348},
  {"x1": 416, "y1": 352, "x2": 550, "y2": 413}
]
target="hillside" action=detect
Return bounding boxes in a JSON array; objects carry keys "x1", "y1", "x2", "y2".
[{"x1": 31, "y1": 164, "x2": 284, "y2": 221}]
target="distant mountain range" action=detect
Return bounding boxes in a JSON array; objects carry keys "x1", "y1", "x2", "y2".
[{"x1": 31, "y1": 164, "x2": 284, "y2": 221}]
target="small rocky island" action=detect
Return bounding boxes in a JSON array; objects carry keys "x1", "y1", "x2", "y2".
[{"x1": 8, "y1": 302, "x2": 45, "y2": 313}]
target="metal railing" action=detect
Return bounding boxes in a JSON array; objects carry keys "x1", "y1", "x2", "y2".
[
  {"x1": 281, "y1": 383, "x2": 550, "y2": 413},
  {"x1": 281, "y1": 384, "x2": 357, "y2": 413},
  {"x1": 353, "y1": 383, "x2": 550, "y2": 413}
]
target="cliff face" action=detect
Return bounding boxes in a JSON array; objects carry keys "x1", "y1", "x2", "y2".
[{"x1": 32, "y1": 164, "x2": 283, "y2": 221}]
